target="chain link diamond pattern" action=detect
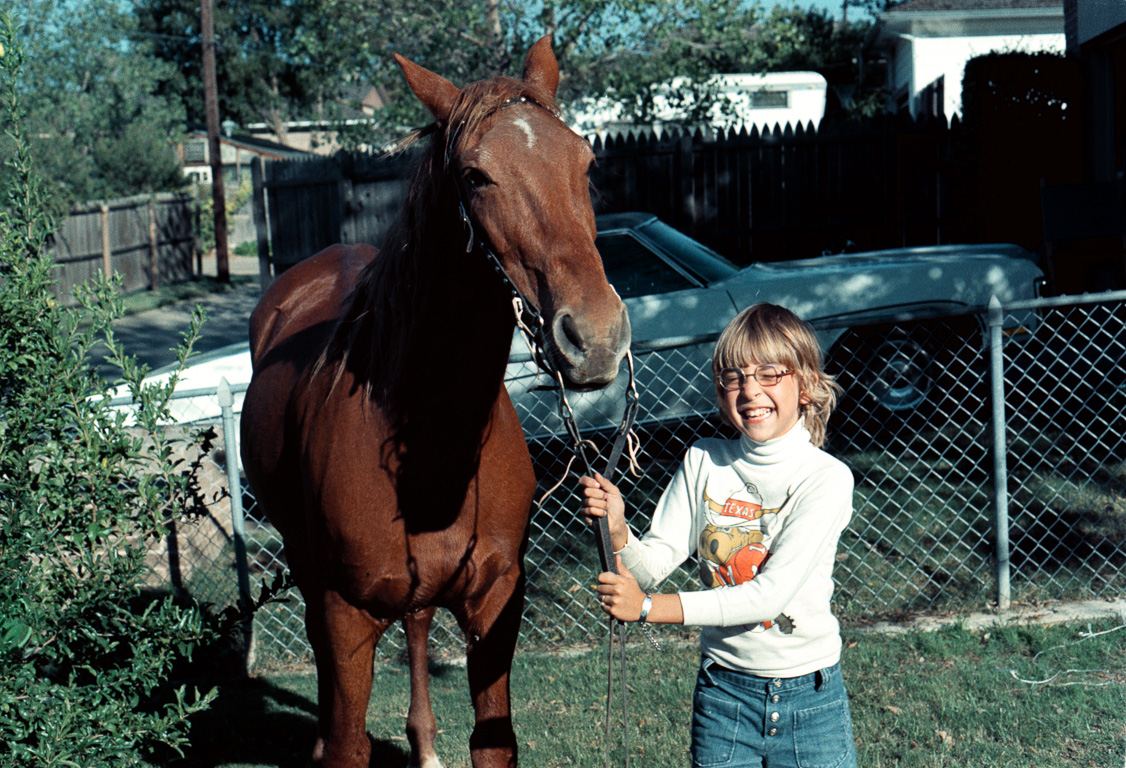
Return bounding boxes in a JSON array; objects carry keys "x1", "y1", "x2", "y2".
[{"x1": 150, "y1": 295, "x2": 1126, "y2": 665}]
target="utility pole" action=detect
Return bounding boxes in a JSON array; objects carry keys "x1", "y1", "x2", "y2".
[{"x1": 202, "y1": 0, "x2": 229, "y2": 282}]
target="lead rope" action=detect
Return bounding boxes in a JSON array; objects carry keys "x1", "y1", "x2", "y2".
[
  {"x1": 551, "y1": 353, "x2": 662, "y2": 768},
  {"x1": 448, "y1": 109, "x2": 654, "y2": 767}
]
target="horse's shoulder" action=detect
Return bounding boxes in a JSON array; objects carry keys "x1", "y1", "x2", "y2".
[{"x1": 249, "y1": 244, "x2": 379, "y2": 364}]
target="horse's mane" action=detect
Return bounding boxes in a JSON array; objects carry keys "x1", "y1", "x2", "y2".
[{"x1": 318, "y1": 75, "x2": 559, "y2": 425}]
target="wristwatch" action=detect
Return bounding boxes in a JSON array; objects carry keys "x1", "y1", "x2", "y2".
[{"x1": 638, "y1": 593, "x2": 653, "y2": 624}]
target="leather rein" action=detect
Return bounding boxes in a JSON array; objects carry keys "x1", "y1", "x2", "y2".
[{"x1": 445, "y1": 98, "x2": 656, "y2": 768}]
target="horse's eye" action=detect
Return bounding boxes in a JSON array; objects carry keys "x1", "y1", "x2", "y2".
[{"x1": 463, "y1": 168, "x2": 491, "y2": 191}]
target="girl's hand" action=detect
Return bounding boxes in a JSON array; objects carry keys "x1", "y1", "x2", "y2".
[
  {"x1": 578, "y1": 472, "x2": 628, "y2": 551},
  {"x1": 595, "y1": 555, "x2": 645, "y2": 622}
]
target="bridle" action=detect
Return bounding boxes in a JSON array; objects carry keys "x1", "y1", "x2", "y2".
[
  {"x1": 444, "y1": 97, "x2": 643, "y2": 499},
  {"x1": 445, "y1": 97, "x2": 655, "y2": 768}
]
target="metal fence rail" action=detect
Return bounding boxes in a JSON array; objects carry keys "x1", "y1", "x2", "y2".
[{"x1": 142, "y1": 291, "x2": 1126, "y2": 667}]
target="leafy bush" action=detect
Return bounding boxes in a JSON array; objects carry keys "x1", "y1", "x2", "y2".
[
  {"x1": 196, "y1": 175, "x2": 254, "y2": 255},
  {"x1": 0, "y1": 13, "x2": 217, "y2": 765}
]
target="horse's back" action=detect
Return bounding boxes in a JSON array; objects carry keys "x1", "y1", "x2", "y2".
[
  {"x1": 241, "y1": 243, "x2": 377, "y2": 544},
  {"x1": 248, "y1": 243, "x2": 377, "y2": 366}
]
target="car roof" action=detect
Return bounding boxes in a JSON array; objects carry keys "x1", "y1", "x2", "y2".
[{"x1": 596, "y1": 212, "x2": 741, "y2": 285}]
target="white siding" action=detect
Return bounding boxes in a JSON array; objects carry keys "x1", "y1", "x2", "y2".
[{"x1": 906, "y1": 33, "x2": 1065, "y2": 118}]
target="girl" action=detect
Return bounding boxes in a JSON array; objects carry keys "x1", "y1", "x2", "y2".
[{"x1": 579, "y1": 302, "x2": 857, "y2": 768}]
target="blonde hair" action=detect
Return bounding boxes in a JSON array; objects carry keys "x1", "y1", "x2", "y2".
[{"x1": 711, "y1": 303, "x2": 841, "y2": 448}]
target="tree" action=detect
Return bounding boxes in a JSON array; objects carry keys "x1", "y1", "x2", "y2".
[
  {"x1": 0, "y1": 12, "x2": 218, "y2": 764},
  {"x1": 4, "y1": 0, "x2": 187, "y2": 206},
  {"x1": 135, "y1": 0, "x2": 877, "y2": 149},
  {"x1": 557, "y1": 3, "x2": 875, "y2": 129},
  {"x1": 134, "y1": 0, "x2": 342, "y2": 144}
]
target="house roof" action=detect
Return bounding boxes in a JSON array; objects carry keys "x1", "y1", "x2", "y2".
[
  {"x1": 886, "y1": 0, "x2": 1062, "y2": 12},
  {"x1": 868, "y1": 0, "x2": 1063, "y2": 49}
]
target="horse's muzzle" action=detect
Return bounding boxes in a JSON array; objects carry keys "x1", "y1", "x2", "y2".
[{"x1": 551, "y1": 305, "x2": 631, "y2": 389}]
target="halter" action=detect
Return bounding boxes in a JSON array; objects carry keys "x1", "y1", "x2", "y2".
[
  {"x1": 445, "y1": 98, "x2": 653, "y2": 768},
  {"x1": 444, "y1": 97, "x2": 552, "y2": 371},
  {"x1": 443, "y1": 97, "x2": 643, "y2": 476}
]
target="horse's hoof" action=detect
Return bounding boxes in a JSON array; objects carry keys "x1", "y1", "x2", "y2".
[{"x1": 406, "y1": 758, "x2": 444, "y2": 768}]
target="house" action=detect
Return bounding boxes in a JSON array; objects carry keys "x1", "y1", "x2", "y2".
[
  {"x1": 569, "y1": 72, "x2": 830, "y2": 138},
  {"x1": 244, "y1": 84, "x2": 390, "y2": 156},
  {"x1": 179, "y1": 127, "x2": 310, "y2": 185},
  {"x1": 865, "y1": 0, "x2": 1065, "y2": 119},
  {"x1": 1066, "y1": 0, "x2": 1126, "y2": 182}
]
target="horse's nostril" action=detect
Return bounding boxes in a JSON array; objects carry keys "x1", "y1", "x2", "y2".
[{"x1": 559, "y1": 312, "x2": 584, "y2": 352}]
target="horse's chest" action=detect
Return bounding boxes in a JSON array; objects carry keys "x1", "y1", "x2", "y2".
[
  {"x1": 297, "y1": 376, "x2": 534, "y2": 613},
  {"x1": 326, "y1": 515, "x2": 522, "y2": 615}
]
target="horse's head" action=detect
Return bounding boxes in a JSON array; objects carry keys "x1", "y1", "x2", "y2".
[{"x1": 393, "y1": 37, "x2": 630, "y2": 390}]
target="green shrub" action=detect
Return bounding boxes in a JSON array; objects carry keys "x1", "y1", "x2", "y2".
[
  {"x1": 0, "y1": 13, "x2": 216, "y2": 765},
  {"x1": 196, "y1": 175, "x2": 254, "y2": 255}
]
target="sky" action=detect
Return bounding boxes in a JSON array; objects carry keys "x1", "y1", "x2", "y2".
[{"x1": 783, "y1": 0, "x2": 878, "y2": 21}]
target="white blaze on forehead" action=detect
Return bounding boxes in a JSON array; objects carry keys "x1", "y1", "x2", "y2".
[{"x1": 512, "y1": 116, "x2": 536, "y2": 149}]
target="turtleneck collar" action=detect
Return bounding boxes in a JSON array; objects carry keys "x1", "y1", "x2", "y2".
[{"x1": 737, "y1": 417, "x2": 812, "y2": 465}]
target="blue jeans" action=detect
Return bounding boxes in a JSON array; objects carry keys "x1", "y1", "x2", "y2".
[{"x1": 691, "y1": 658, "x2": 857, "y2": 768}]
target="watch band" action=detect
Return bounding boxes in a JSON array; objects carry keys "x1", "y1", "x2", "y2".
[{"x1": 638, "y1": 593, "x2": 653, "y2": 623}]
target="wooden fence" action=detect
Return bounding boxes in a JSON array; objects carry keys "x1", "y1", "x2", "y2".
[
  {"x1": 255, "y1": 152, "x2": 412, "y2": 271},
  {"x1": 588, "y1": 113, "x2": 975, "y2": 264},
  {"x1": 48, "y1": 193, "x2": 197, "y2": 304},
  {"x1": 253, "y1": 114, "x2": 981, "y2": 272}
]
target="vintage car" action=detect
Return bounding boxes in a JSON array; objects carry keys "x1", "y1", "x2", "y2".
[
  {"x1": 119, "y1": 212, "x2": 1045, "y2": 436},
  {"x1": 507, "y1": 213, "x2": 1045, "y2": 438}
]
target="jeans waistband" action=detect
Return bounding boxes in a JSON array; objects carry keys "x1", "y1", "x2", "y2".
[{"x1": 700, "y1": 657, "x2": 838, "y2": 692}]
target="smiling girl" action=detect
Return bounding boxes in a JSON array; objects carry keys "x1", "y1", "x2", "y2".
[{"x1": 578, "y1": 302, "x2": 857, "y2": 768}]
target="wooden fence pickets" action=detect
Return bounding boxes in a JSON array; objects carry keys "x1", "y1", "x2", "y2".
[
  {"x1": 255, "y1": 114, "x2": 983, "y2": 273},
  {"x1": 48, "y1": 193, "x2": 196, "y2": 304}
]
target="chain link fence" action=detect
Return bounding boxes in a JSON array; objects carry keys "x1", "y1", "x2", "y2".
[{"x1": 138, "y1": 291, "x2": 1126, "y2": 668}]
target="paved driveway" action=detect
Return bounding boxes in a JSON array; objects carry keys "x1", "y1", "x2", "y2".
[{"x1": 97, "y1": 255, "x2": 262, "y2": 380}]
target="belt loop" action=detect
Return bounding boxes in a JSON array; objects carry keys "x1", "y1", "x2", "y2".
[
  {"x1": 815, "y1": 667, "x2": 828, "y2": 691},
  {"x1": 700, "y1": 657, "x2": 718, "y2": 686}
]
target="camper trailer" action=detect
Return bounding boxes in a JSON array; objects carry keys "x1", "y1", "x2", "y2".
[{"x1": 570, "y1": 71, "x2": 828, "y2": 138}]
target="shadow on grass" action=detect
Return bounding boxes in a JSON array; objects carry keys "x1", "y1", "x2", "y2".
[{"x1": 170, "y1": 675, "x2": 413, "y2": 768}]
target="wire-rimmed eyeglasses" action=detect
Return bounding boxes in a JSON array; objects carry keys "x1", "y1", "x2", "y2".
[{"x1": 716, "y1": 365, "x2": 794, "y2": 391}]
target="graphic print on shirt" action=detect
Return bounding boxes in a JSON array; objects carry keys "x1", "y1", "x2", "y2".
[{"x1": 698, "y1": 481, "x2": 794, "y2": 634}]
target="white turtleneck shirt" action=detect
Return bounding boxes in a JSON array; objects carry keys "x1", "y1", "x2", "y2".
[{"x1": 618, "y1": 422, "x2": 854, "y2": 678}]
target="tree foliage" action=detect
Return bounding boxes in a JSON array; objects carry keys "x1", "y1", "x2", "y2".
[
  {"x1": 135, "y1": 0, "x2": 874, "y2": 149},
  {"x1": 134, "y1": 0, "x2": 338, "y2": 143},
  {"x1": 0, "y1": 12, "x2": 218, "y2": 764},
  {"x1": 4, "y1": 0, "x2": 187, "y2": 207}
]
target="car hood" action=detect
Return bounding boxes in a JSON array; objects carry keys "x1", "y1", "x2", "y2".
[{"x1": 714, "y1": 243, "x2": 1042, "y2": 330}]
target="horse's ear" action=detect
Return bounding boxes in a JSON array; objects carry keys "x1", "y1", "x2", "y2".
[
  {"x1": 521, "y1": 35, "x2": 559, "y2": 98},
  {"x1": 394, "y1": 53, "x2": 460, "y2": 124}
]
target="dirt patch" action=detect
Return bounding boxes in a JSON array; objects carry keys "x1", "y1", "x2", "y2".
[{"x1": 853, "y1": 597, "x2": 1126, "y2": 635}]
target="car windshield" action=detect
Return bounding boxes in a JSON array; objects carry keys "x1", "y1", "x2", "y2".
[
  {"x1": 635, "y1": 219, "x2": 740, "y2": 283},
  {"x1": 595, "y1": 231, "x2": 696, "y2": 298}
]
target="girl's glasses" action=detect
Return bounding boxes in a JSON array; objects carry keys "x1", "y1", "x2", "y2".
[{"x1": 716, "y1": 365, "x2": 794, "y2": 391}]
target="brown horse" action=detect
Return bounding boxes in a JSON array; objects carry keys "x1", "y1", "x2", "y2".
[{"x1": 240, "y1": 37, "x2": 629, "y2": 768}]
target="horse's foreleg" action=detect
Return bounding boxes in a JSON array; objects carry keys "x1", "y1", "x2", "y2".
[
  {"x1": 461, "y1": 565, "x2": 525, "y2": 768},
  {"x1": 403, "y1": 607, "x2": 443, "y2": 768},
  {"x1": 306, "y1": 588, "x2": 387, "y2": 768}
]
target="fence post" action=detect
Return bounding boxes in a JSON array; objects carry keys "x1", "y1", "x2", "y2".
[
  {"x1": 148, "y1": 197, "x2": 159, "y2": 289},
  {"x1": 251, "y1": 156, "x2": 272, "y2": 290},
  {"x1": 218, "y1": 377, "x2": 255, "y2": 671},
  {"x1": 987, "y1": 296, "x2": 1011, "y2": 610},
  {"x1": 100, "y1": 202, "x2": 112, "y2": 279}
]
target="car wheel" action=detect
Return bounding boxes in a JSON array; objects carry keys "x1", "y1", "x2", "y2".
[
  {"x1": 857, "y1": 332, "x2": 935, "y2": 412},
  {"x1": 828, "y1": 319, "x2": 986, "y2": 446}
]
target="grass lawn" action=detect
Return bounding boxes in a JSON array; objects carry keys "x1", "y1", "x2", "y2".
[
  {"x1": 118, "y1": 274, "x2": 255, "y2": 316},
  {"x1": 168, "y1": 618, "x2": 1126, "y2": 768}
]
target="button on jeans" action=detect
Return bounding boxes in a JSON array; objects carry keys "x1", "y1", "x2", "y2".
[{"x1": 691, "y1": 659, "x2": 857, "y2": 768}]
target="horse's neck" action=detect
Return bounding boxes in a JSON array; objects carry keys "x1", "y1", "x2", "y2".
[
  {"x1": 391, "y1": 235, "x2": 520, "y2": 529},
  {"x1": 408, "y1": 235, "x2": 516, "y2": 386}
]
